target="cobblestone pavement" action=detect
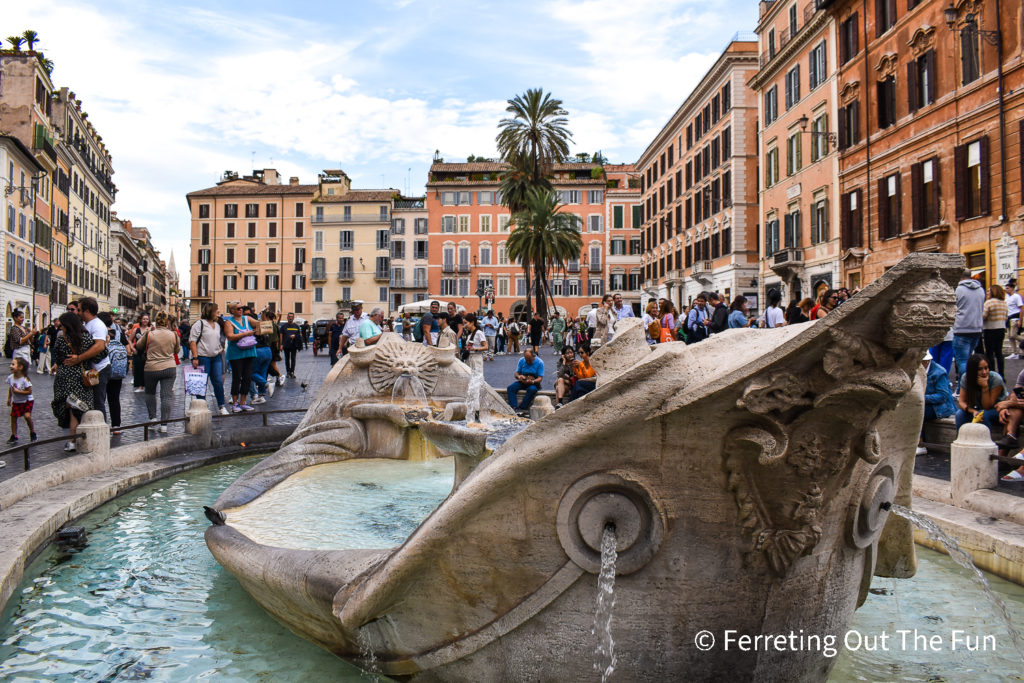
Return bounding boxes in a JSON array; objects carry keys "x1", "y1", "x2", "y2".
[{"x1": 4, "y1": 338, "x2": 1024, "y2": 497}]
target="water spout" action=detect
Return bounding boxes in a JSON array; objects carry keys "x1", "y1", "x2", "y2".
[
  {"x1": 593, "y1": 523, "x2": 618, "y2": 682},
  {"x1": 391, "y1": 373, "x2": 427, "y2": 408},
  {"x1": 892, "y1": 504, "x2": 1024, "y2": 663}
]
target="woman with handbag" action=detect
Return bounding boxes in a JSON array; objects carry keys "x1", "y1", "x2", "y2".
[
  {"x1": 223, "y1": 303, "x2": 258, "y2": 412},
  {"x1": 50, "y1": 312, "x2": 94, "y2": 453},
  {"x1": 140, "y1": 312, "x2": 181, "y2": 433},
  {"x1": 129, "y1": 313, "x2": 152, "y2": 392},
  {"x1": 189, "y1": 303, "x2": 229, "y2": 415}
]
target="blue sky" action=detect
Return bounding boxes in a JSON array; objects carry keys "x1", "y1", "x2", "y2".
[{"x1": 7, "y1": 0, "x2": 754, "y2": 282}]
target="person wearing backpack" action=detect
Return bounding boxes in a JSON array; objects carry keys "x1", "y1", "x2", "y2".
[
  {"x1": 762, "y1": 289, "x2": 787, "y2": 329},
  {"x1": 99, "y1": 312, "x2": 127, "y2": 434}
]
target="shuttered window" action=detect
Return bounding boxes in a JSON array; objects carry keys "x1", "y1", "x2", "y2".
[
  {"x1": 839, "y1": 13, "x2": 859, "y2": 64},
  {"x1": 911, "y1": 157, "x2": 941, "y2": 230},
  {"x1": 955, "y1": 137, "x2": 990, "y2": 220},
  {"x1": 878, "y1": 173, "x2": 902, "y2": 239},
  {"x1": 841, "y1": 190, "x2": 863, "y2": 249},
  {"x1": 907, "y1": 50, "x2": 936, "y2": 113}
]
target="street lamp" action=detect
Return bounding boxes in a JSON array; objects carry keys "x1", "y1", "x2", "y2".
[
  {"x1": 943, "y1": 4, "x2": 1000, "y2": 45},
  {"x1": 797, "y1": 114, "x2": 838, "y2": 148}
]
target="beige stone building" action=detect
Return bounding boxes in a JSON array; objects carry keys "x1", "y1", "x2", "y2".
[
  {"x1": 389, "y1": 197, "x2": 429, "y2": 311},
  {"x1": 187, "y1": 169, "x2": 314, "y2": 319},
  {"x1": 309, "y1": 170, "x2": 397, "y2": 320}
]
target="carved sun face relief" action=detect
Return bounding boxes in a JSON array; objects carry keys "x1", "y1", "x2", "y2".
[{"x1": 368, "y1": 338, "x2": 439, "y2": 395}]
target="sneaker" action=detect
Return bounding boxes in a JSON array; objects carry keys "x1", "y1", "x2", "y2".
[
  {"x1": 111, "y1": 430, "x2": 122, "y2": 436},
  {"x1": 1008, "y1": 354, "x2": 1021, "y2": 360},
  {"x1": 30, "y1": 432, "x2": 37, "y2": 441},
  {"x1": 266, "y1": 382, "x2": 275, "y2": 398},
  {"x1": 158, "y1": 425, "x2": 168, "y2": 434},
  {"x1": 996, "y1": 434, "x2": 1020, "y2": 450},
  {"x1": 232, "y1": 403, "x2": 243, "y2": 413},
  {"x1": 915, "y1": 446, "x2": 928, "y2": 456},
  {"x1": 64, "y1": 441, "x2": 76, "y2": 452},
  {"x1": 240, "y1": 404, "x2": 255, "y2": 412},
  {"x1": 252, "y1": 396, "x2": 266, "y2": 405},
  {"x1": 7, "y1": 435, "x2": 16, "y2": 444},
  {"x1": 134, "y1": 387, "x2": 145, "y2": 393},
  {"x1": 219, "y1": 406, "x2": 230, "y2": 416},
  {"x1": 278, "y1": 377, "x2": 286, "y2": 387}
]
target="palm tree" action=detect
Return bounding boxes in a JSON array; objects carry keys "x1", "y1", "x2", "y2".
[
  {"x1": 507, "y1": 187, "x2": 582, "y2": 319},
  {"x1": 498, "y1": 154, "x2": 552, "y2": 215},
  {"x1": 6, "y1": 36, "x2": 25, "y2": 51},
  {"x1": 22, "y1": 30, "x2": 38, "y2": 51},
  {"x1": 496, "y1": 89, "x2": 573, "y2": 189}
]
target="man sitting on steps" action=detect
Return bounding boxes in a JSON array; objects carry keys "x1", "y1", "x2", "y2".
[{"x1": 507, "y1": 347, "x2": 544, "y2": 416}]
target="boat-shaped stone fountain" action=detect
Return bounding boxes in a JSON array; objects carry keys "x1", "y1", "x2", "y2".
[{"x1": 205, "y1": 252, "x2": 962, "y2": 681}]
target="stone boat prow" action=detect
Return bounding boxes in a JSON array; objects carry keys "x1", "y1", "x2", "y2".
[{"x1": 208, "y1": 253, "x2": 964, "y2": 681}]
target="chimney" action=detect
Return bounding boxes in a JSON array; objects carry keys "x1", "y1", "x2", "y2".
[
  {"x1": 289, "y1": 177, "x2": 299, "y2": 186},
  {"x1": 263, "y1": 169, "x2": 279, "y2": 185}
]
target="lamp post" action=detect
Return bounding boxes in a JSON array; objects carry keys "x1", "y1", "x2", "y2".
[{"x1": 797, "y1": 114, "x2": 837, "y2": 148}]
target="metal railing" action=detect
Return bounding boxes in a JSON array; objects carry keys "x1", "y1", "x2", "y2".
[
  {"x1": 458, "y1": 264, "x2": 471, "y2": 274},
  {"x1": 338, "y1": 270, "x2": 354, "y2": 280},
  {"x1": 0, "y1": 433, "x2": 85, "y2": 471}
]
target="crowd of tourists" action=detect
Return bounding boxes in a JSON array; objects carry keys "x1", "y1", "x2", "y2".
[{"x1": 2, "y1": 299, "x2": 309, "y2": 453}]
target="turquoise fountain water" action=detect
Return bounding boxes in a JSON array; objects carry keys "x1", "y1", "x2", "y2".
[{"x1": 2, "y1": 455, "x2": 1024, "y2": 681}]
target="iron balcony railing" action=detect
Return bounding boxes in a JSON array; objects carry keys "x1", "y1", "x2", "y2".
[{"x1": 338, "y1": 270, "x2": 354, "y2": 280}]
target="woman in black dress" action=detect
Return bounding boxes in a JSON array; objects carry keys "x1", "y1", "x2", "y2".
[{"x1": 51, "y1": 312, "x2": 94, "y2": 453}]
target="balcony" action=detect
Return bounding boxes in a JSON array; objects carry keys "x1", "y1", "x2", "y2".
[
  {"x1": 374, "y1": 269, "x2": 390, "y2": 281},
  {"x1": 769, "y1": 248, "x2": 805, "y2": 278},
  {"x1": 442, "y1": 263, "x2": 456, "y2": 274},
  {"x1": 413, "y1": 278, "x2": 428, "y2": 289},
  {"x1": 394, "y1": 199, "x2": 425, "y2": 209},
  {"x1": 337, "y1": 270, "x2": 354, "y2": 281},
  {"x1": 390, "y1": 277, "x2": 405, "y2": 288},
  {"x1": 311, "y1": 270, "x2": 327, "y2": 282},
  {"x1": 458, "y1": 263, "x2": 471, "y2": 274},
  {"x1": 566, "y1": 262, "x2": 580, "y2": 273},
  {"x1": 311, "y1": 214, "x2": 386, "y2": 224},
  {"x1": 692, "y1": 260, "x2": 714, "y2": 284}
]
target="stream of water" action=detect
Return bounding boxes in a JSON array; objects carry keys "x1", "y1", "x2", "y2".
[{"x1": 593, "y1": 524, "x2": 618, "y2": 682}]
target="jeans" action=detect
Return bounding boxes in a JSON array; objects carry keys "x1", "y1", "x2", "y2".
[
  {"x1": 284, "y1": 347, "x2": 298, "y2": 375},
  {"x1": 928, "y1": 340, "x2": 954, "y2": 376},
  {"x1": 983, "y1": 327, "x2": 1006, "y2": 377},
  {"x1": 507, "y1": 381, "x2": 539, "y2": 410},
  {"x1": 955, "y1": 407, "x2": 999, "y2": 433},
  {"x1": 106, "y1": 378, "x2": 123, "y2": 427},
  {"x1": 144, "y1": 367, "x2": 177, "y2": 422},
  {"x1": 91, "y1": 364, "x2": 111, "y2": 421},
  {"x1": 570, "y1": 379, "x2": 596, "y2": 400},
  {"x1": 195, "y1": 355, "x2": 227, "y2": 408},
  {"x1": 229, "y1": 357, "x2": 254, "y2": 398},
  {"x1": 952, "y1": 333, "x2": 981, "y2": 381},
  {"x1": 250, "y1": 346, "x2": 273, "y2": 397},
  {"x1": 495, "y1": 336, "x2": 505, "y2": 354}
]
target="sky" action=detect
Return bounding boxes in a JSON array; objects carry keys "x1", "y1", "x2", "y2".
[{"x1": 6, "y1": 0, "x2": 755, "y2": 287}]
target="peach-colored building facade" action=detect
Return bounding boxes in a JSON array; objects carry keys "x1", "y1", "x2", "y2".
[
  {"x1": 751, "y1": 0, "x2": 842, "y2": 303},
  {"x1": 603, "y1": 164, "x2": 644, "y2": 314},
  {"x1": 187, "y1": 169, "x2": 313, "y2": 318},
  {"x1": 637, "y1": 39, "x2": 761, "y2": 312}
]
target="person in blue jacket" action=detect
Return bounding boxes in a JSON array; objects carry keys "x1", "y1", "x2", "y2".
[{"x1": 918, "y1": 350, "x2": 956, "y2": 455}]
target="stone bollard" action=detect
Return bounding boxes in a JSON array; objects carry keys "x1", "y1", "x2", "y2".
[
  {"x1": 77, "y1": 410, "x2": 111, "y2": 468},
  {"x1": 529, "y1": 395, "x2": 555, "y2": 420},
  {"x1": 186, "y1": 398, "x2": 213, "y2": 448},
  {"x1": 951, "y1": 422, "x2": 998, "y2": 506}
]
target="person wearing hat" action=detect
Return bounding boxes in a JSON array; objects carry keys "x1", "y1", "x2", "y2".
[
  {"x1": 918, "y1": 350, "x2": 956, "y2": 456},
  {"x1": 339, "y1": 302, "x2": 366, "y2": 356}
]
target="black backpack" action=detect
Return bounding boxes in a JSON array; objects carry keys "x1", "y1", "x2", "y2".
[{"x1": 3, "y1": 329, "x2": 13, "y2": 359}]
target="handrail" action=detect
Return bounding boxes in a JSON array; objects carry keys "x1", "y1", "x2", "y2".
[
  {"x1": 211, "y1": 407, "x2": 307, "y2": 427},
  {"x1": 0, "y1": 432, "x2": 85, "y2": 471}
]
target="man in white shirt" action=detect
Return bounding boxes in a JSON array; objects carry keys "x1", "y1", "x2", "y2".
[
  {"x1": 480, "y1": 310, "x2": 499, "y2": 361},
  {"x1": 339, "y1": 302, "x2": 366, "y2": 355},
  {"x1": 1007, "y1": 282, "x2": 1023, "y2": 359},
  {"x1": 72, "y1": 297, "x2": 111, "y2": 420}
]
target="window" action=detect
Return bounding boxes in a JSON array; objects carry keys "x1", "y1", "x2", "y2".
[
  {"x1": 765, "y1": 86, "x2": 778, "y2": 124},
  {"x1": 765, "y1": 148, "x2": 780, "y2": 187},
  {"x1": 613, "y1": 205, "x2": 624, "y2": 228},
  {"x1": 198, "y1": 204, "x2": 210, "y2": 219},
  {"x1": 458, "y1": 278, "x2": 469, "y2": 296},
  {"x1": 479, "y1": 191, "x2": 493, "y2": 205},
  {"x1": 562, "y1": 190, "x2": 581, "y2": 204},
  {"x1": 878, "y1": 173, "x2": 902, "y2": 239},
  {"x1": 339, "y1": 257, "x2": 353, "y2": 278},
  {"x1": 391, "y1": 240, "x2": 405, "y2": 259},
  {"x1": 223, "y1": 274, "x2": 237, "y2": 290},
  {"x1": 295, "y1": 247, "x2": 306, "y2": 265},
  {"x1": 247, "y1": 247, "x2": 256, "y2": 264},
  {"x1": 809, "y1": 41, "x2": 827, "y2": 90},
  {"x1": 245, "y1": 203, "x2": 258, "y2": 218},
  {"x1": 442, "y1": 192, "x2": 456, "y2": 206},
  {"x1": 441, "y1": 278, "x2": 456, "y2": 296},
  {"x1": 266, "y1": 203, "x2": 277, "y2": 218},
  {"x1": 498, "y1": 215, "x2": 510, "y2": 232},
  {"x1": 479, "y1": 244, "x2": 491, "y2": 265},
  {"x1": 314, "y1": 230, "x2": 323, "y2": 251},
  {"x1": 292, "y1": 274, "x2": 306, "y2": 289},
  {"x1": 244, "y1": 274, "x2": 257, "y2": 290},
  {"x1": 632, "y1": 205, "x2": 642, "y2": 228},
  {"x1": 415, "y1": 217, "x2": 428, "y2": 234},
  {"x1": 458, "y1": 192, "x2": 471, "y2": 206},
  {"x1": 765, "y1": 217, "x2": 780, "y2": 256},
  {"x1": 784, "y1": 208, "x2": 802, "y2": 248},
  {"x1": 838, "y1": 101, "x2": 860, "y2": 149},
  {"x1": 201, "y1": 223, "x2": 210, "y2": 245},
  {"x1": 343, "y1": 206, "x2": 351, "y2": 222},
  {"x1": 630, "y1": 237, "x2": 642, "y2": 255},
  {"x1": 263, "y1": 274, "x2": 277, "y2": 290},
  {"x1": 567, "y1": 279, "x2": 581, "y2": 297},
  {"x1": 876, "y1": 76, "x2": 896, "y2": 129},
  {"x1": 787, "y1": 133, "x2": 802, "y2": 175},
  {"x1": 268, "y1": 247, "x2": 276, "y2": 263},
  {"x1": 479, "y1": 215, "x2": 491, "y2": 232},
  {"x1": 391, "y1": 218, "x2": 405, "y2": 234},
  {"x1": 588, "y1": 190, "x2": 604, "y2": 204},
  {"x1": 912, "y1": 157, "x2": 941, "y2": 230},
  {"x1": 314, "y1": 287, "x2": 323, "y2": 303},
  {"x1": 312, "y1": 257, "x2": 326, "y2": 279},
  {"x1": 839, "y1": 13, "x2": 859, "y2": 64},
  {"x1": 841, "y1": 189, "x2": 863, "y2": 248},
  {"x1": 961, "y1": 25, "x2": 980, "y2": 85},
  {"x1": 379, "y1": 206, "x2": 389, "y2": 222},
  {"x1": 516, "y1": 278, "x2": 527, "y2": 296},
  {"x1": 497, "y1": 243, "x2": 508, "y2": 265},
  {"x1": 498, "y1": 276, "x2": 509, "y2": 297},
  {"x1": 810, "y1": 114, "x2": 829, "y2": 161},
  {"x1": 442, "y1": 216, "x2": 456, "y2": 233},
  {"x1": 876, "y1": 0, "x2": 897, "y2": 37},
  {"x1": 224, "y1": 203, "x2": 237, "y2": 218},
  {"x1": 908, "y1": 50, "x2": 936, "y2": 113},
  {"x1": 248, "y1": 222, "x2": 256, "y2": 238},
  {"x1": 611, "y1": 238, "x2": 626, "y2": 255},
  {"x1": 789, "y1": 3, "x2": 798, "y2": 36},
  {"x1": 785, "y1": 66, "x2": 801, "y2": 109},
  {"x1": 414, "y1": 240, "x2": 428, "y2": 259},
  {"x1": 268, "y1": 222, "x2": 277, "y2": 238},
  {"x1": 376, "y1": 229, "x2": 390, "y2": 250},
  {"x1": 810, "y1": 197, "x2": 829, "y2": 243},
  {"x1": 955, "y1": 138, "x2": 990, "y2": 219},
  {"x1": 295, "y1": 203, "x2": 304, "y2": 217},
  {"x1": 589, "y1": 215, "x2": 603, "y2": 232},
  {"x1": 226, "y1": 247, "x2": 235, "y2": 264},
  {"x1": 415, "y1": 267, "x2": 427, "y2": 288},
  {"x1": 458, "y1": 216, "x2": 470, "y2": 233},
  {"x1": 295, "y1": 221, "x2": 304, "y2": 237},
  {"x1": 340, "y1": 230, "x2": 353, "y2": 250}
]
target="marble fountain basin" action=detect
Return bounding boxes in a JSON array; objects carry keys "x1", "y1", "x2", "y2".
[{"x1": 205, "y1": 253, "x2": 964, "y2": 681}]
